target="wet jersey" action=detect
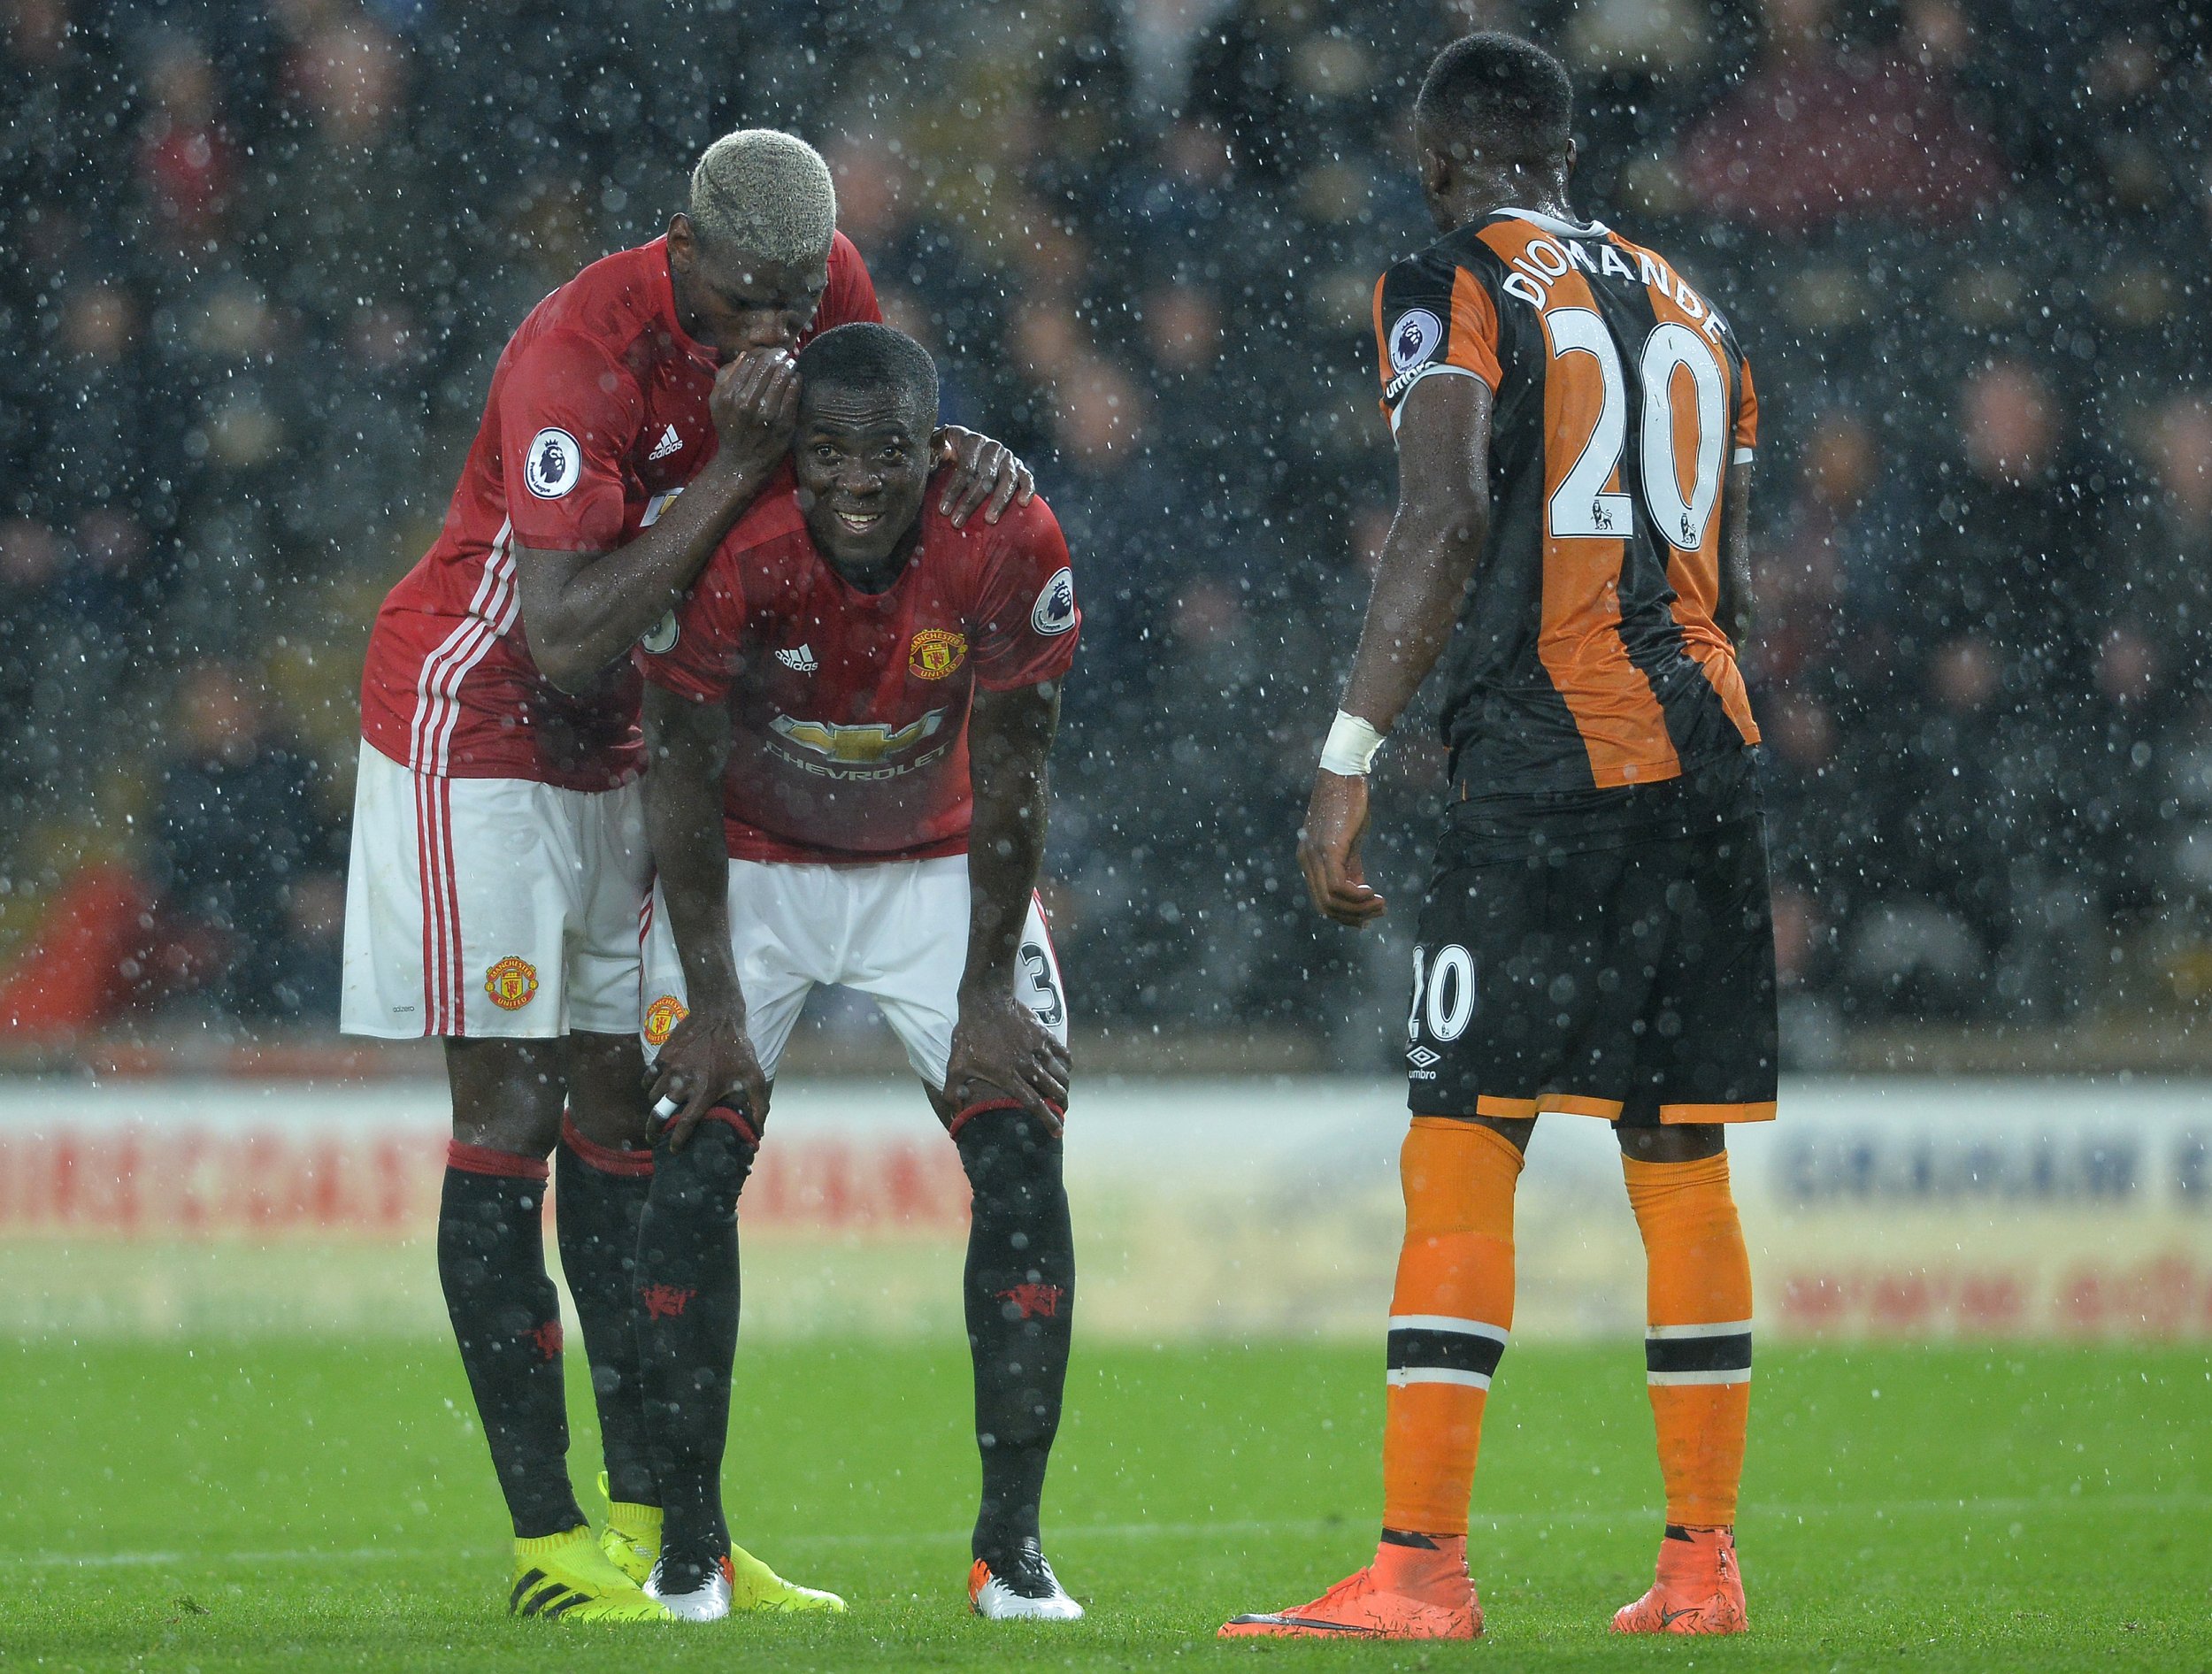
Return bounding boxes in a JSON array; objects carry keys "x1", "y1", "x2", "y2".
[
  {"x1": 1373, "y1": 206, "x2": 1760, "y2": 796},
  {"x1": 357, "y1": 233, "x2": 881, "y2": 791},
  {"x1": 638, "y1": 471, "x2": 1079, "y2": 864}
]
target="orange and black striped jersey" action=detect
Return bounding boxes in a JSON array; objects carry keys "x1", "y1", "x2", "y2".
[{"x1": 1374, "y1": 206, "x2": 1760, "y2": 797}]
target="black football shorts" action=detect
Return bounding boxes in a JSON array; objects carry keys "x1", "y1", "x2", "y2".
[{"x1": 1405, "y1": 790, "x2": 1778, "y2": 1128}]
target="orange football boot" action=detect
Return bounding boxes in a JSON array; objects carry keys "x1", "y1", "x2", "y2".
[
  {"x1": 1610, "y1": 1526, "x2": 1748, "y2": 1634},
  {"x1": 1219, "y1": 1536, "x2": 1480, "y2": 1640}
]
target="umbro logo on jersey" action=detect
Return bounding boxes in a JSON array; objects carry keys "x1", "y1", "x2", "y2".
[
  {"x1": 775, "y1": 644, "x2": 818, "y2": 672},
  {"x1": 648, "y1": 424, "x2": 683, "y2": 461}
]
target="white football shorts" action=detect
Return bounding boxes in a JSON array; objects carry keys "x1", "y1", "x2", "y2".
[
  {"x1": 340, "y1": 741, "x2": 649, "y2": 1040},
  {"x1": 638, "y1": 854, "x2": 1068, "y2": 1089}
]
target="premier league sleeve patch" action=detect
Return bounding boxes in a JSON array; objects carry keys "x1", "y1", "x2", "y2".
[
  {"x1": 525, "y1": 426, "x2": 582, "y2": 499},
  {"x1": 1031, "y1": 567, "x2": 1077, "y2": 636},
  {"x1": 1388, "y1": 308, "x2": 1443, "y2": 374}
]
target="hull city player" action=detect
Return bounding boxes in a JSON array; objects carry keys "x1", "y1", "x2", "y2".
[
  {"x1": 340, "y1": 131, "x2": 1031, "y2": 1623},
  {"x1": 635, "y1": 324, "x2": 1084, "y2": 1621},
  {"x1": 1225, "y1": 35, "x2": 1773, "y2": 1641}
]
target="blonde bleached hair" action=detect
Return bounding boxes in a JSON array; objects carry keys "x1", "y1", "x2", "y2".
[{"x1": 687, "y1": 128, "x2": 837, "y2": 265}]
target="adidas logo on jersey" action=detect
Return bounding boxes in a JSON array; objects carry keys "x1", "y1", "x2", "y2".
[
  {"x1": 775, "y1": 644, "x2": 818, "y2": 673},
  {"x1": 649, "y1": 425, "x2": 683, "y2": 461}
]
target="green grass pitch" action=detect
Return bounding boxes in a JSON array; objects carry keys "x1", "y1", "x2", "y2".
[{"x1": 0, "y1": 1337, "x2": 2205, "y2": 1671}]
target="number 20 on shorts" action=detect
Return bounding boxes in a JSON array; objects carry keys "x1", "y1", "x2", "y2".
[{"x1": 1409, "y1": 943, "x2": 1478, "y2": 1045}]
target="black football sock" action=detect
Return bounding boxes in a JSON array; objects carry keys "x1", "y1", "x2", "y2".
[
  {"x1": 555, "y1": 1117, "x2": 657, "y2": 1506},
  {"x1": 634, "y1": 1115, "x2": 753, "y2": 1592},
  {"x1": 955, "y1": 1107, "x2": 1075, "y2": 1574},
  {"x1": 436, "y1": 1142, "x2": 585, "y2": 1540}
]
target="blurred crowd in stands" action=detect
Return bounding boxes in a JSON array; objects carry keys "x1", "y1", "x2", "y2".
[{"x1": 1, "y1": 0, "x2": 2207, "y2": 1058}]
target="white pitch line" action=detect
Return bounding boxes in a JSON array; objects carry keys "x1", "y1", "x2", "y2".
[
  {"x1": 19, "y1": 1492, "x2": 2209, "y2": 1571},
  {"x1": 21, "y1": 1546, "x2": 397, "y2": 1570}
]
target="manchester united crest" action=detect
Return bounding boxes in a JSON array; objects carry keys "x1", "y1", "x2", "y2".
[
  {"x1": 484, "y1": 955, "x2": 539, "y2": 1011},
  {"x1": 908, "y1": 627, "x2": 968, "y2": 681},
  {"x1": 643, "y1": 993, "x2": 689, "y2": 1047}
]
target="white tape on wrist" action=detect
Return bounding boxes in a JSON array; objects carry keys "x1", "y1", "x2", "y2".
[{"x1": 1318, "y1": 710, "x2": 1386, "y2": 777}]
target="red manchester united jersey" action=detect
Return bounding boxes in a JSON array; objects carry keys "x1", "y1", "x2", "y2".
[
  {"x1": 638, "y1": 472, "x2": 1079, "y2": 864},
  {"x1": 357, "y1": 233, "x2": 881, "y2": 790}
]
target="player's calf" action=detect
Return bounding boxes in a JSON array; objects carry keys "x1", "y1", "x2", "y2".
[
  {"x1": 557, "y1": 1117, "x2": 656, "y2": 1514},
  {"x1": 437, "y1": 1140, "x2": 585, "y2": 1540},
  {"x1": 557, "y1": 1032, "x2": 660, "y2": 1516},
  {"x1": 955, "y1": 1106, "x2": 1076, "y2": 1609},
  {"x1": 634, "y1": 1114, "x2": 751, "y2": 1611}
]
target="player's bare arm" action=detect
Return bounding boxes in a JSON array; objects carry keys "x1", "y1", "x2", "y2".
[
  {"x1": 1299, "y1": 372, "x2": 1494, "y2": 929},
  {"x1": 1717, "y1": 460, "x2": 1754, "y2": 645},
  {"x1": 641, "y1": 680, "x2": 767, "y2": 1147},
  {"x1": 945, "y1": 679, "x2": 1071, "y2": 1123},
  {"x1": 518, "y1": 348, "x2": 801, "y2": 693}
]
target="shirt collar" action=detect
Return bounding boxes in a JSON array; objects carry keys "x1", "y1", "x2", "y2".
[{"x1": 1494, "y1": 204, "x2": 1612, "y2": 239}]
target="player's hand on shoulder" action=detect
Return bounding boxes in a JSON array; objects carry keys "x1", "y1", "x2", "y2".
[
  {"x1": 947, "y1": 985, "x2": 1070, "y2": 1123},
  {"x1": 1299, "y1": 771, "x2": 1388, "y2": 930},
  {"x1": 649, "y1": 1002, "x2": 771, "y2": 1150},
  {"x1": 708, "y1": 348, "x2": 801, "y2": 482},
  {"x1": 933, "y1": 426, "x2": 1035, "y2": 528}
]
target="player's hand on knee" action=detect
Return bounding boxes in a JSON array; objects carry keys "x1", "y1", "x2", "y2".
[
  {"x1": 933, "y1": 426, "x2": 1034, "y2": 527},
  {"x1": 1299, "y1": 771, "x2": 1387, "y2": 929},
  {"x1": 709, "y1": 348, "x2": 801, "y2": 480},
  {"x1": 947, "y1": 987, "x2": 1070, "y2": 1121},
  {"x1": 648, "y1": 1007, "x2": 769, "y2": 1150}
]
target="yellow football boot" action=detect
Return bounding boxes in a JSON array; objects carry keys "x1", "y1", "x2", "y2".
[
  {"x1": 726, "y1": 1544, "x2": 847, "y2": 1615},
  {"x1": 597, "y1": 1473, "x2": 661, "y2": 1586},
  {"x1": 598, "y1": 1472, "x2": 843, "y2": 1615},
  {"x1": 509, "y1": 1524, "x2": 669, "y2": 1621}
]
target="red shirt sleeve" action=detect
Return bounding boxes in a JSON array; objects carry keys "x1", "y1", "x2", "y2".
[
  {"x1": 499, "y1": 329, "x2": 640, "y2": 552},
  {"x1": 637, "y1": 541, "x2": 748, "y2": 703},
  {"x1": 968, "y1": 495, "x2": 1079, "y2": 692},
  {"x1": 818, "y1": 230, "x2": 884, "y2": 329}
]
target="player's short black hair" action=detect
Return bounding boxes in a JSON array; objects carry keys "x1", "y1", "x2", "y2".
[
  {"x1": 1414, "y1": 31, "x2": 1573, "y2": 170},
  {"x1": 795, "y1": 322, "x2": 940, "y2": 430}
]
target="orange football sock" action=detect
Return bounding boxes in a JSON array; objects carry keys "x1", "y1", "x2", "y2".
[
  {"x1": 1371, "y1": 1531, "x2": 1470, "y2": 1601},
  {"x1": 1623, "y1": 1151, "x2": 1753, "y2": 1529},
  {"x1": 1380, "y1": 1117, "x2": 1522, "y2": 1541}
]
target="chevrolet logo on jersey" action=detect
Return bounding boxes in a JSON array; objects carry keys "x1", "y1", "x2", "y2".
[{"x1": 771, "y1": 709, "x2": 945, "y2": 764}]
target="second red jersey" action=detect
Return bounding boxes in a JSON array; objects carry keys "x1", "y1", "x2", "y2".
[
  {"x1": 638, "y1": 472, "x2": 1079, "y2": 864},
  {"x1": 357, "y1": 234, "x2": 880, "y2": 790}
]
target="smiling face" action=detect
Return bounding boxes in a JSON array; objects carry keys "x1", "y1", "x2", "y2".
[
  {"x1": 665, "y1": 213, "x2": 828, "y2": 358},
  {"x1": 793, "y1": 380, "x2": 933, "y2": 573}
]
